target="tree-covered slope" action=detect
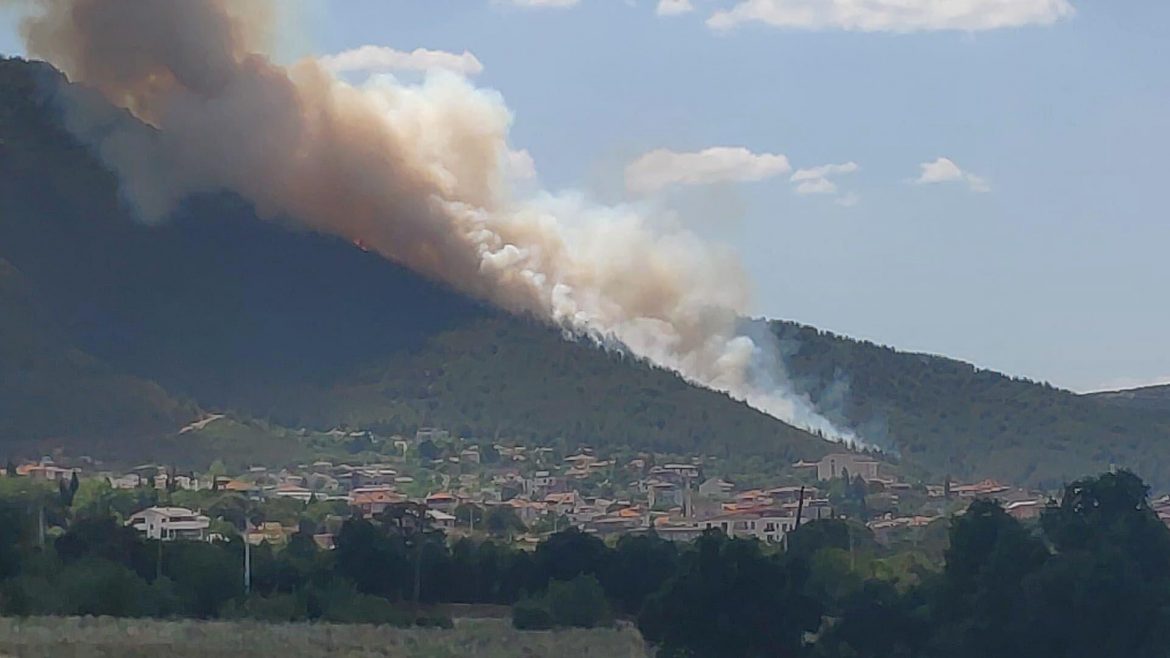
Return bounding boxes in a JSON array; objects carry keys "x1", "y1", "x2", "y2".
[
  {"x1": 1089, "y1": 384, "x2": 1170, "y2": 414},
  {"x1": 0, "y1": 56, "x2": 830, "y2": 465},
  {"x1": 0, "y1": 258, "x2": 199, "y2": 451},
  {"x1": 772, "y1": 321, "x2": 1170, "y2": 489}
]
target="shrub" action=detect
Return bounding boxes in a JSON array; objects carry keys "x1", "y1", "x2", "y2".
[
  {"x1": 546, "y1": 575, "x2": 612, "y2": 629},
  {"x1": 512, "y1": 598, "x2": 554, "y2": 631},
  {"x1": 514, "y1": 575, "x2": 612, "y2": 631}
]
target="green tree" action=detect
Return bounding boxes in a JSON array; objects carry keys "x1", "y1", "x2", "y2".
[{"x1": 640, "y1": 531, "x2": 822, "y2": 658}]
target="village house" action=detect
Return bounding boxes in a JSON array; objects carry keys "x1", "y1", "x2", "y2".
[
  {"x1": 247, "y1": 521, "x2": 295, "y2": 546},
  {"x1": 697, "y1": 510, "x2": 798, "y2": 544},
  {"x1": 415, "y1": 427, "x2": 450, "y2": 443},
  {"x1": 526, "y1": 471, "x2": 562, "y2": 498},
  {"x1": 109, "y1": 473, "x2": 142, "y2": 489},
  {"x1": 951, "y1": 479, "x2": 1011, "y2": 498},
  {"x1": 16, "y1": 463, "x2": 75, "y2": 482},
  {"x1": 647, "y1": 481, "x2": 684, "y2": 510},
  {"x1": 545, "y1": 491, "x2": 581, "y2": 516},
  {"x1": 425, "y1": 492, "x2": 459, "y2": 512},
  {"x1": 698, "y1": 477, "x2": 735, "y2": 500},
  {"x1": 349, "y1": 487, "x2": 404, "y2": 516},
  {"x1": 427, "y1": 509, "x2": 457, "y2": 530},
  {"x1": 272, "y1": 483, "x2": 314, "y2": 502},
  {"x1": 868, "y1": 515, "x2": 938, "y2": 545},
  {"x1": 811, "y1": 453, "x2": 881, "y2": 482},
  {"x1": 127, "y1": 506, "x2": 210, "y2": 542}
]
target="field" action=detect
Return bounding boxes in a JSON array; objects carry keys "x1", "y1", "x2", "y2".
[{"x1": 0, "y1": 617, "x2": 650, "y2": 658}]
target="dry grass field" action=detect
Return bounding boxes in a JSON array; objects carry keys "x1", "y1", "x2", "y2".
[{"x1": 0, "y1": 617, "x2": 650, "y2": 658}]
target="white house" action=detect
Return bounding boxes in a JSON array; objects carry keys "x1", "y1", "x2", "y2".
[
  {"x1": 127, "y1": 506, "x2": 210, "y2": 541},
  {"x1": 426, "y1": 509, "x2": 456, "y2": 530}
]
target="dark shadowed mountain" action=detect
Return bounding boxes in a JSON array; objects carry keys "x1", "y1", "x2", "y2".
[
  {"x1": 0, "y1": 56, "x2": 830, "y2": 467},
  {"x1": 4, "y1": 56, "x2": 1170, "y2": 488}
]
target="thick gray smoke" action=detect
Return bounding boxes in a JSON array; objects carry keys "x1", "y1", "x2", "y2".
[{"x1": 15, "y1": 0, "x2": 862, "y2": 445}]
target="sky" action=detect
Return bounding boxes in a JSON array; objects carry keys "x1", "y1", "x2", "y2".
[{"x1": 2, "y1": 0, "x2": 1167, "y2": 393}]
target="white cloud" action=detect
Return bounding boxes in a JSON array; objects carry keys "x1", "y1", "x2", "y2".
[
  {"x1": 318, "y1": 46, "x2": 483, "y2": 76},
  {"x1": 790, "y1": 161, "x2": 859, "y2": 195},
  {"x1": 913, "y1": 157, "x2": 990, "y2": 192},
  {"x1": 625, "y1": 147, "x2": 791, "y2": 194},
  {"x1": 504, "y1": 0, "x2": 581, "y2": 7},
  {"x1": 708, "y1": 0, "x2": 1074, "y2": 32},
  {"x1": 657, "y1": 0, "x2": 695, "y2": 16}
]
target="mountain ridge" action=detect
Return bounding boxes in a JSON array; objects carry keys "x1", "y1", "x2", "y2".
[
  {"x1": 0, "y1": 56, "x2": 833, "y2": 469},
  {"x1": 4, "y1": 56, "x2": 1170, "y2": 488}
]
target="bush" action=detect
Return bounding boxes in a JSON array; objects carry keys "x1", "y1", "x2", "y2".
[
  {"x1": 546, "y1": 575, "x2": 612, "y2": 629},
  {"x1": 318, "y1": 589, "x2": 412, "y2": 626},
  {"x1": 512, "y1": 598, "x2": 554, "y2": 630},
  {"x1": 514, "y1": 575, "x2": 612, "y2": 631}
]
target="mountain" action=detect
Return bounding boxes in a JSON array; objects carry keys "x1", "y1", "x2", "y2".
[
  {"x1": 1089, "y1": 384, "x2": 1170, "y2": 414},
  {"x1": 5, "y1": 56, "x2": 1170, "y2": 489},
  {"x1": 772, "y1": 322, "x2": 1170, "y2": 489},
  {"x1": 0, "y1": 256, "x2": 199, "y2": 456},
  {"x1": 0, "y1": 56, "x2": 830, "y2": 468}
]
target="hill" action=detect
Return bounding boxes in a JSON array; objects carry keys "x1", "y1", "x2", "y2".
[
  {"x1": 0, "y1": 56, "x2": 830, "y2": 467},
  {"x1": 1089, "y1": 384, "x2": 1170, "y2": 414},
  {"x1": 6, "y1": 55, "x2": 1170, "y2": 488},
  {"x1": 0, "y1": 257, "x2": 198, "y2": 455},
  {"x1": 772, "y1": 321, "x2": 1170, "y2": 489}
]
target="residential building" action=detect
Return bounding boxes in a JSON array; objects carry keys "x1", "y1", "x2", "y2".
[
  {"x1": 350, "y1": 487, "x2": 404, "y2": 516},
  {"x1": 427, "y1": 509, "x2": 457, "y2": 530},
  {"x1": 425, "y1": 492, "x2": 459, "y2": 512},
  {"x1": 815, "y1": 453, "x2": 880, "y2": 482},
  {"x1": 697, "y1": 477, "x2": 735, "y2": 500},
  {"x1": 415, "y1": 427, "x2": 450, "y2": 443},
  {"x1": 127, "y1": 507, "x2": 210, "y2": 541}
]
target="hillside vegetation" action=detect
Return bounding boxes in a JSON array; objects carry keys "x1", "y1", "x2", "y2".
[
  {"x1": 6, "y1": 55, "x2": 1170, "y2": 487},
  {"x1": 1090, "y1": 384, "x2": 1170, "y2": 413},
  {"x1": 0, "y1": 56, "x2": 829, "y2": 466},
  {"x1": 773, "y1": 321, "x2": 1170, "y2": 488},
  {"x1": 0, "y1": 258, "x2": 197, "y2": 452}
]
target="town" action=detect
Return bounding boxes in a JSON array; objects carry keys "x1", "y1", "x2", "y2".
[{"x1": 5, "y1": 419, "x2": 1083, "y2": 552}]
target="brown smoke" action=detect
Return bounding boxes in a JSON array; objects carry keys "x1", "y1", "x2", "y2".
[{"x1": 17, "y1": 0, "x2": 859, "y2": 443}]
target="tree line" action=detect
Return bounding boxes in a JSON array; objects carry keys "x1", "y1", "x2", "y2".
[{"x1": 0, "y1": 470, "x2": 1167, "y2": 656}]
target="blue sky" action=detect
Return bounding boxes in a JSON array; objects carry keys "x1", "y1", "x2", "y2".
[{"x1": 3, "y1": 1, "x2": 1168, "y2": 392}]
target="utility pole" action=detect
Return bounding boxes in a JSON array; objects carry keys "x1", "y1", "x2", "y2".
[
  {"x1": 244, "y1": 536, "x2": 251, "y2": 595},
  {"x1": 794, "y1": 486, "x2": 806, "y2": 530},
  {"x1": 37, "y1": 503, "x2": 45, "y2": 548}
]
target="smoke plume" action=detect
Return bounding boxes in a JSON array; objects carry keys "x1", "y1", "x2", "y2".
[{"x1": 16, "y1": 0, "x2": 861, "y2": 445}]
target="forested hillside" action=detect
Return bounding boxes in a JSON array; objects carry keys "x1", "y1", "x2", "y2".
[
  {"x1": 0, "y1": 56, "x2": 829, "y2": 466},
  {"x1": 0, "y1": 258, "x2": 198, "y2": 452},
  {"x1": 773, "y1": 321, "x2": 1170, "y2": 488},
  {"x1": 1090, "y1": 384, "x2": 1170, "y2": 413},
  {"x1": 5, "y1": 55, "x2": 1170, "y2": 487}
]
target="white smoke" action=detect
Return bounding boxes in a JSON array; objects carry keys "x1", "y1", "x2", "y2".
[{"x1": 17, "y1": 0, "x2": 862, "y2": 446}]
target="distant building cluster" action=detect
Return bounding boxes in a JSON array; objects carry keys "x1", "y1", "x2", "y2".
[{"x1": 2, "y1": 433, "x2": 1067, "y2": 550}]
